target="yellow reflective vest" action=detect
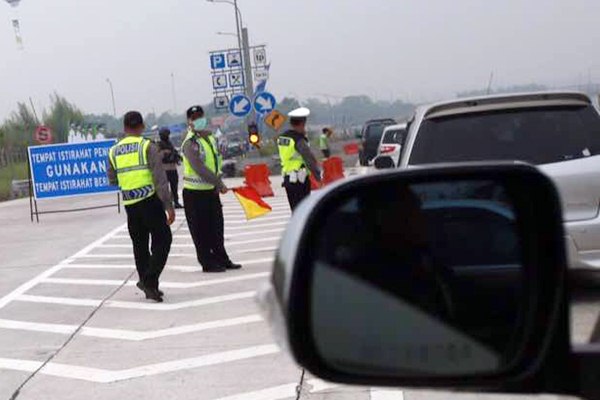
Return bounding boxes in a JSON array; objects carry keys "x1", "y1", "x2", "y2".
[
  {"x1": 278, "y1": 134, "x2": 306, "y2": 175},
  {"x1": 182, "y1": 130, "x2": 222, "y2": 191},
  {"x1": 109, "y1": 136, "x2": 155, "y2": 206}
]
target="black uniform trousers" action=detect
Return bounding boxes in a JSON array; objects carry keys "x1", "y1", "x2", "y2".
[
  {"x1": 166, "y1": 170, "x2": 180, "y2": 205},
  {"x1": 284, "y1": 176, "x2": 311, "y2": 211},
  {"x1": 183, "y1": 188, "x2": 232, "y2": 269},
  {"x1": 125, "y1": 195, "x2": 172, "y2": 290}
]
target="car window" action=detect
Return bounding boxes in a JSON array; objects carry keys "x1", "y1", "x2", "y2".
[
  {"x1": 382, "y1": 129, "x2": 404, "y2": 144},
  {"x1": 409, "y1": 106, "x2": 600, "y2": 165},
  {"x1": 366, "y1": 124, "x2": 386, "y2": 141}
]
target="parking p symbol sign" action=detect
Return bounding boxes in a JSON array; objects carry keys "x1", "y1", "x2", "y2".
[{"x1": 210, "y1": 53, "x2": 226, "y2": 70}]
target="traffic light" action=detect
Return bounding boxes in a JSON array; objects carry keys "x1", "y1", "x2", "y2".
[{"x1": 248, "y1": 123, "x2": 261, "y2": 148}]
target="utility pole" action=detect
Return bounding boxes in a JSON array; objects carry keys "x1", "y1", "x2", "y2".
[
  {"x1": 486, "y1": 72, "x2": 494, "y2": 95},
  {"x1": 242, "y1": 27, "x2": 254, "y2": 103}
]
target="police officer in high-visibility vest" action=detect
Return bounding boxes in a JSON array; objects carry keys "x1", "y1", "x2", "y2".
[
  {"x1": 107, "y1": 111, "x2": 175, "y2": 302},
  {"x1": 182, "y1": 105, "x2": 242, "y2": 273},
  {"x1": 319, "y1": 127, "x2": 333, "y2": 158},
  {"x1": 278, "y1": 107, "x2": 322, "y2": 211}
]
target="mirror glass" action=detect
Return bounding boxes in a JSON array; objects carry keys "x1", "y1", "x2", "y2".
[{"x1": 310, "y1": 179, "x2": 525, "y2": 377}]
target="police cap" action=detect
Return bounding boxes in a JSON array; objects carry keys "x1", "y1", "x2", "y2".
[
  {"x1": 288, "y1": 107, "x2": 310, "y2": 118},
  {"x1": 186, "y1": 105, "x2": 204, "y2": 119}
]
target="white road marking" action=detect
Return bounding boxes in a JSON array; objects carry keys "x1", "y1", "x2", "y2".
[
  {"x1": 16, "y1": 291, "x2": 257, "y2": 310},
  {"x1": 213, "y1": 379, "x2": 337, "y2": 400},
  {"x1": 61, "y1": 257, "x2": 275, "y2": 272},
  {"x1": 72, "y1": 246, "x2": 277, "y2": 259},
  {"x1": 43, "y1": 272, "x2": 269, "y2": 288},
  {"x1": 186, "y1": 221, "x2": 288, "y2": 231},
  {"x1": 225, "y1": 215, "x2": 291, "y2": 224},
  {"x1": 0, "y1": 344, "x2": 279, "y2": 383},
  {"x1": 0, "y1": 314, "x2": 262, "y2": 340},
  {"x1": 370, "y1": 389, "x2": 405, "y2": 400},
  {"x1": 0, "y1": 223, "x2": 128, "y2": 310},
  {"x1": 113, "y1": 228, "x2": 285, "y2": 241},
  {"x1": 100, "y1": 236, "x2": 280, "y2": 249}
]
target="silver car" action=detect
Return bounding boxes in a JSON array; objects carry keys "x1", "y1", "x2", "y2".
[
  {"x1": 394, "y1": 91, "x2": 600, "y2": 269},
  {"x1": 374, "y1": 123, "x2": 407, "y2": 168}
]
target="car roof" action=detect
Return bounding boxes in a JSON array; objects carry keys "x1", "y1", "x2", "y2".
[
  {"x1": 382, "y1": 123, "x2": 407, "y2": 133},
  {"x1": 418, "y1": 91, "x2": 592, "y2": 120},
  {"x1": 364, "y1": 118, "x2": 396, "y2": 125}
]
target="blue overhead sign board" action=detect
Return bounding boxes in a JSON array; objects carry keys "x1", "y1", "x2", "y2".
[
  {"x1": 210, "y1": 53, "x2": 226, "y2": 70},
  {"x1": 28, "y1": 140, "x2": 119, "y2": 200},
  {"x1": 229, "y1": 94, "x2": 252, "y2": 117},
  {"x1": 253, "y1": 91, "x2": 276, "y2": 114}
]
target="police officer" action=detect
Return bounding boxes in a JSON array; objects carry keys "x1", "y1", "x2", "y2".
[
  {"x1": 319, "y1": 127, "x2": 333, "y2": 158},
  {"x1": 107, "y1": 111, "x2": 174, "y2": 302},
  {"x1": 278, "y1": 107, "x2": 322, "y2": 211},
  {"x1": 182, "y1": 105, "x2": 241, "y2": 273},
  {"x1": 158, "y1": 127, "x2": 183, "y2": 209}
]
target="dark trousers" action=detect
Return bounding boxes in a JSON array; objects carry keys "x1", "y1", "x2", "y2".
[
  {"x1": 125, "y1": 195, "x2": 172, "y2": 290},
  {"x1": 183, "y1": 188, "x2": 231, "y2": 269},
  {"x1": 166, "y1": 170, "x2": 179, "y2": 205},
  {"x1": 284, "y1": 178, "x2": 311, "y2": 211}
]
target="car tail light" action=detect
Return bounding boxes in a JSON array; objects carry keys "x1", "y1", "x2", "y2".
[{"x1": 380, "y1": 145, "x2": 396, "y2": 154}]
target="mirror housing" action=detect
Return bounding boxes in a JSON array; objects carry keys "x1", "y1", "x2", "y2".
[
  {"x1": 374, "y1": 155, "x2": 395, "y2": 169},
  {"x1": 261, "y1": 163, "x2": 579, "y2": 395}
]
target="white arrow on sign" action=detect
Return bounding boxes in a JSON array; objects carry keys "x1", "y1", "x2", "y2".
[
  {"x1": 234, "y1": 97, "x2": 250, "y2": 114},
  {"x1": 256, "y1": 96, "x2": 273, "y2": 111}
]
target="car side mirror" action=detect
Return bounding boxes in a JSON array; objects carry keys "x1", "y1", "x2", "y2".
[
  {"x1": 374, "y1": 156, "x2": 395, "y2": 169},
  {"x1": 260, "y1": 163, "x2": 600, "y2": 398}
]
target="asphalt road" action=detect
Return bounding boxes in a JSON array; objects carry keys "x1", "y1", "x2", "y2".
[{"x1": 0, "y1": 172, "x2": 597, "y2": 400}]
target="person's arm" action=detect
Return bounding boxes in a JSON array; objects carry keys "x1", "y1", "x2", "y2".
[
  {"x1": 182, "y1": 139, "x2": 227, "y2": 191},
  {"x1": 296, "y1": 139, "x2": 322, "y2": 181},
  {"x1": 147, "y1": 143, "x2": 173, "y2": 210},
  {"x1": 107, "y1": 153, "x2": 118, "y2": 186}
]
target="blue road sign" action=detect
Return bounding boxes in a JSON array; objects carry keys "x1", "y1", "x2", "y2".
[
  {"x1": 28, "y1": 140, "x2": 119, "y2": 200},
  {"x1": 229, "y1": 94, "x2": 252, "y2": 117},
  {"x1": 253, "y1": 91, "x2": 276, "y2": 114},
  {"x1": 210, "y1": 53, "x2": 226, "y2": 69}
]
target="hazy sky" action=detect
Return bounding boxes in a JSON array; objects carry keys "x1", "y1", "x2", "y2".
[{"x1": 1, "y1": 0, "x2": 599, "y2": 120}]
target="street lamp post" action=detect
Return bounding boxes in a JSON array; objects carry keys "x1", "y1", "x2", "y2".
[
  {"x1": 106, "y1": 78, "x2": 116, "y2": 117},
  {"x1": 207, "y1": 0, "x2": 254, "y2": 102}
]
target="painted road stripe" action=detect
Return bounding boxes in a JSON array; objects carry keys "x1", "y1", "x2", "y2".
[
  {"x1": 0, "y1": 314, "x2": 262, "y2": 340},
  {"x1": 0, "y1": 344, "x2": 279, "y2": 383},
  {"x1": 371, "y1": 389, "x2": 405, "y2": 400},
  {"x1": 75, "y1": 246, "x2": 277, "y2": 259},
  {"x1": 43, "y1": 272, "x2": 269, "y2": 288},
  {"x1": 225, "y1": 215, "x2": 291, "y2": 224},
  {"x1": 112, "y1": 228, "x2": 284, "y2": 241},
  {"x1": 214, "y1": 379, "x2": 337, "y2": 400},
  {"x1": 184, "y1": 221, "x2": 288, "y2": 231},
  {"x1": 100, "y1": 236, "x2": 280, "y2": 249},
  {"x1": 0, "y1": 223, "x2": 128, "y2": 310},
  {"x1": 62, "y1": 257, "x2": 275, "y2": 272},
  {"x1": 16, "y1": 291, "x2": 257, "y2": 310}
]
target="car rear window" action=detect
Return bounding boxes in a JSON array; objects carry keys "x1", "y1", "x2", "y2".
[
  {"x1": 365, "y1": 124, "x2": 386, "y2": 141},
  {"x1": 409, "y1": 105, "x2": 600, "y2": 165},
  {"x1": 382, "y1": 129, "x2": 403, "y2": 144}
]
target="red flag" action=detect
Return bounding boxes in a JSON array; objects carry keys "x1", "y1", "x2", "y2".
[{"x1": 233, "y1": 186, "x2": 273, "y2": 220}]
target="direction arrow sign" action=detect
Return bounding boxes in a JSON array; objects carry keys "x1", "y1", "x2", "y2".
[
  {"x1": 227, "y1": 51, "x2": 242, "y2": 68},
  {"x1": 214, "y1": 95, "x2": 229, "y2": 110},
  {"x1": 212, "y1": 74, "x2": 227, "y2": 90},
  {"x1": 229, "y1": 94, "x2": 252, "y2": 117},
  {"x1": 229, "y1": 71, "x2": 245, "y2": 88},
  {"x1": 253, "y1": 92, "x2": 276, "y2": 114},
  {"x1": 210, "y1": 53, "x2": 226, "y2": 69},
  {"x1": 264, "y1": 110, "x2": 287, "y2": 131}
]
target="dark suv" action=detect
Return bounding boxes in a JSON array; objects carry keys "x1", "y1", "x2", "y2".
[{"x1": 359, "y1": 118, "x2": 396, "y2": 165}]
